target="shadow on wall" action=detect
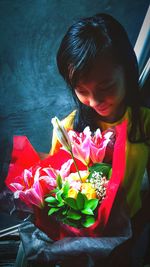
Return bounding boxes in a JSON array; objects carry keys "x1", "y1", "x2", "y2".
[{"x1": 0, "y1": 138, "x2": 13, "y2": 190}]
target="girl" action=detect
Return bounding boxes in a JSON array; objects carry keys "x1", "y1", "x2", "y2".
[
  {"x1": 50, "y1": 13, "x2": 150, "y2": 220},
  {"x1": 15, "y1": 13, "x2": 150, "y2": 267}
]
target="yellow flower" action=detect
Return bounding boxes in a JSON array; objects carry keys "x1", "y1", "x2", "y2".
[
  {"x1": 86, "y1": 189, "x2": 97, "y2": 200},
  {"x1": 68, "y1": 170, "x2": 89, "y2": 182},
  {"x1": 81, "y1": 183, "x2": 97, "y2": 199},
  {"x1": 80, "y1": 171, "x2": 90, "y2": 182},
  {"x1": 68, "y1": 188, "x2": 78, "y2": 199}
]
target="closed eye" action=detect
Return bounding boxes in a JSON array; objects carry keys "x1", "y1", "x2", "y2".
[
  {"x1": 100, "y1": 84, "x2": 116, "y2": 93},
  {"x1": 75, "y1": 89, "x2": 89, "y2": 96}
]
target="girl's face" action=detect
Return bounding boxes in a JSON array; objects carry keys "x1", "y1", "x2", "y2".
[{"x1": 75, "y1": 58, "x2": 127, "y2": 122}]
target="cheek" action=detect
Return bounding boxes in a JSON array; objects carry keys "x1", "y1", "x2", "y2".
[
  {"x1": 106, "y1": 94, "x2": 122, "y2": 105},
  {"x1": 107, "y1": 86, "x2": 126, "y2": 103},
  {"x1": 75, "y1": 93, "x2": 89, "y2": 106},
  {"x1": 102, "y1": 93, "x2": 115, "y2": 103}
]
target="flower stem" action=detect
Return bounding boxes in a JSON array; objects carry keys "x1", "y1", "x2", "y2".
[{"x1": 70, "y1": 150, "x2": 82, "y2": 182}]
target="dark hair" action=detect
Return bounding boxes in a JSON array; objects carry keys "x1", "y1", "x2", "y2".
[{"x1": 57, "y1": 13, "x2": 147, "y2": 143}]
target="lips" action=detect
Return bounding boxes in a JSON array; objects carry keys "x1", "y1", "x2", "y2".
[{"x1": 95, "y1": 104, "x2": 111, "y2": 112}]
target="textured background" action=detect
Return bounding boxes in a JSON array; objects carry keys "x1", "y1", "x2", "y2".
[{"x1": 0, "y1": 0, "x2": 149, "y2": 189}]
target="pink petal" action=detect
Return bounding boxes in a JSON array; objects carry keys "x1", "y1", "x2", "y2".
[
  {"x1": 23, "y1": 169, "x2": 33, "y2": 188},
  {"x1": 59, "y1": 159, "x2": 73, "y2": 178},
  {"x1": 10, "y1": 182, "x2": 24, "y2": 191},
  {"x1": 16, "y1": 191, "x2": 32, "y2": 206},
  {"x1": 69, "y1": 128, "x2": 91, "y2": 165},
  {"x1": 42, "y1": 167, "x2": 57, "y2": 178},
  {"x1": 90, "y1": 142, "x2": 107, "y2": 163},
  {"x1": 39, "y1": 175, "x2": 56, "y2": 187},
  {"x1": 83, "y1": 126, "x2": 91, "y2": 137},
  {"x1": 24, "y1": 187, "x2": 43, "y2": 207},
  {"x1": 33, "y1": 181, "x2": 43, "y2": 197},
  {"x1": 70, "y1": 180, "x2": 81, "y2": 190},
  {"x1": 72, "y1": 141, "x2": 90, "y2": 165},
  {"x1": 34, "y1": 167, "x2": 41, "y2": 182}
]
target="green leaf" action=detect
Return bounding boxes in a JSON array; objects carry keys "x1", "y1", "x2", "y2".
[
  {"x1": 62, "y1": 182, "x2": 70, "y2": 197},
  {"x1": 50, "y1": 188, "x2": 59, "y2": 193},
  {"x1": 48, "y1": 203, "x2": 58, "y2": 207},
  {"x1": 62, "y1": 209, "x2": 67, "y2": 215},
  {"x1": 56, "y1": 190, "x2": 63, "y2": 202},
  {"x1": 57, "y1": 202, "x2": 65, "y2": 207},
  {"x1": 89, "y1": 163, "x2": 111, "y2": 177},
  {"x1": 67, "y1": 210, "x2": 81, "y2": 220},
  {"x1": 76, "y1": 192, "x2": 85, "y2": 210},
  {"x1": 65, "y1": 197, "x2": 78, "y2": 210},
  {"x1": 48, "y1": 207, "x2": 59, "y2": 215},
  {"x1": 85, "y1": 199, "x2": 99, "y2": 211},
  {"x1": 56, "y1": 174, "x2": 62, "y2": 189},
  {"x1": 63, "y1": 218, "x2": 78, "y2": 228},
  {"x1": 82, "y1": 194, "x2": 88, "y2": 202},
  {"x1": 108, "y1": 168, "x2": 112, "y2": 179},
  {"x1": 81, "y1": 208, "x2": 94, "y2": 215},
  {"x1": 82, "y1": 216, "x2": 95, "y2": 228},
  {"x1": 45, "y1": 196, "x2": 57, "y2": 204}
]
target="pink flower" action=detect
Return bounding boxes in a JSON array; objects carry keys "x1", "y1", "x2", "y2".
[
  {"x1": 10, "y1": 166, "x2": 57, "y2": 208},
  {"x1": 46, "y1": 159, "x2": 73, "y2": 180},
  {"x1": 68, "y1": 127, "x2": 113, "y2": 165},
  {"x1": 68, "y1": 127, "x2": 91, "y2": 166},
  {"x1": 14, "y1": 180, "x2": 44, "y2": 208},
  {"x1": 59, "y1": 159, "x2": 73, "y2": 179},
  {"x1": 9, "y1": 158, "x2": 75, "y2": 208},
  {"x1": 90, "y1": 129, "x2": 113, "y2": 163}
]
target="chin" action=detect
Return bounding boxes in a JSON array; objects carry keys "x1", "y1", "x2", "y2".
[{"x1": 95, "y1": 107, "x2": 112, "y2": 117}]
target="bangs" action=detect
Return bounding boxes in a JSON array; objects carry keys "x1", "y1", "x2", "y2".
[{"x1": 69, "y1": 47, "x2": 112, "y2": 89}]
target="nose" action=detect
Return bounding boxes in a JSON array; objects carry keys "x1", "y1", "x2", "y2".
[{"x1": 89, "y1": 95, "x2": 101, "y2": 108}]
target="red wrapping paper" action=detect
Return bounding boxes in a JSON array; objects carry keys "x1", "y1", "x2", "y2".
[{"x1": 5, "y1": 120, "x2": 127, "y2": 240}]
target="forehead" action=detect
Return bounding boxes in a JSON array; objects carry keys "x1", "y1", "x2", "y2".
[{"x1": 77, "y1": 55, "x2": 121, "y2": 87}]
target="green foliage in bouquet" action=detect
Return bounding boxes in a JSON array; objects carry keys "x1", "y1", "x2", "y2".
[{"x1": 45, "y1": 163, "x2": 112, "y2": 228}]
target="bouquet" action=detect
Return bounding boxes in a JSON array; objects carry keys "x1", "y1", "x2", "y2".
[{"x1": 5, "y1": 117, "x2": 127, "y2": 241}]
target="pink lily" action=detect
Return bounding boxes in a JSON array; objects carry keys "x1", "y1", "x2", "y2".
[
  {"x1": 59, "y1": 159, "x2": 73, "y2": 179},
  {"x1": 68, "y1": 126, "x2": 91, "y2": 166},
  {"x1": 42, "y1": 159, "x2": 73, "y2": 181},
  {"x1": 10, "y1": 166, "x2": 57, "y2": 208},
  {"x1": 90, "y1": 129, "x2": 113, "y2": 163},
  {"x1": 15, "y1": 180, "x2": 44, "y2": 208}
]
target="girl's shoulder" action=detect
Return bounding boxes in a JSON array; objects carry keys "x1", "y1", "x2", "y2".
[
  {"x1": 128, "y1": 106, "x2": 150, "y2": 122},
  {"x1": 62, "y1": 110, "x2": 77, "y2": 130},
  {"x1": 140, "y1": 106, "x2": 150, "y2": 122},
  {"x1": 140, "y1": 106, "x2": 150, "y2": 115},
  {"x1": 140, "y1": 106, "x2": 150, "y2": 137}
]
